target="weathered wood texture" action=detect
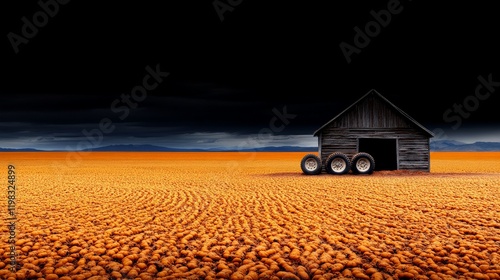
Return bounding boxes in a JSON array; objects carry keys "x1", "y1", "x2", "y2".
[
  {"x1": 330, "y1": 94, "x2": 413, "y2": 129},
  {"x1": 317, "y1": 92, "x2": 431, "y2": 171}
]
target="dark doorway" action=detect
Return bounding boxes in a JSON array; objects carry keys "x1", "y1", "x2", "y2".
[{"x1": 358, "y1": 138, "x2": 397, "y2": 170}]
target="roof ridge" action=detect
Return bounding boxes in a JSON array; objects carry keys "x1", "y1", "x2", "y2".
[{"x1": 313, "y1": 89, "x2": 434, "y2": 137}]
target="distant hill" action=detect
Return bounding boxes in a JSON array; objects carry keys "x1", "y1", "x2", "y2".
[
  {"x1": 3, "y1": 142, "x2": 500, "y2": 152},
  {"x1": 430, "y1": 140, "x2": 500, "y2": 151},
  {"x1": 231, "y1": 146, "x2": 317, "y2": 152},
  {"x1": 83, "y1": 144, "x2": 205, "y2": 152},
  {"x1": 0, "y1": 147, "x2": 40, "y2": 151},
  {"x1": 0, "y1": 144, "x2": 316, "y2": 152},
  {"x1": 82, "y1": 144, "x2": 318, "y2": 152}
]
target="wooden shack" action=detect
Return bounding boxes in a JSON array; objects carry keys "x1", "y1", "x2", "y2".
[{"x1": 313, "y1": 89, "x2": 434, "y2": 171}]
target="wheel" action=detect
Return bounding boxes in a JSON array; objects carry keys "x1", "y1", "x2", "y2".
[
  {"x1": 325, "y1": 152, "x2": 351, "y2": 175},
  {"x1": 351, "y1": 152, "x2": 375, "y2": 174},
  {"x1": 300, "y1": 154, "x2": 322, "y2": 175}
]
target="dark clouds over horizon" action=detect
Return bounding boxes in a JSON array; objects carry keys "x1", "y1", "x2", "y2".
[{"x1": 1, "y1": 1, "x2": 499, "y2": 150}]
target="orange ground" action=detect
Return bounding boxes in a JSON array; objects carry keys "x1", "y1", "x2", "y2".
[{"x1": 0, "y1": 152, "x2": 499, "y2": 280}]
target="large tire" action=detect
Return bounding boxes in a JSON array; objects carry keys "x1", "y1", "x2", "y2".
[
  {"x1": 300, "y1": 154, "x2": 322, "y2": 175},
  {"x1": 351, "y1": 152, "x2": 375, "y2": 174},
  {"x1": 325, "y1": 152, "x2": 351, "y2": 175}
]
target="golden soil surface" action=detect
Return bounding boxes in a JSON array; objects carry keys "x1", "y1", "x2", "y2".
[{"x1": 0, "y1": 152, "x2": 499, "y2": 280}]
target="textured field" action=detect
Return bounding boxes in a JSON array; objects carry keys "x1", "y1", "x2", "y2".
[{"x1": 1, "y1": 152, "x2": 500, "y2": 280}]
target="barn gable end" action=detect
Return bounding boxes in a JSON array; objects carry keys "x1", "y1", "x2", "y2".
[
  {"x1": 322, "y1": 93, "x2": 412, "y2": 128},
  {"x1": 314, "y1": 89, "x2": 434, "y2": 171}
]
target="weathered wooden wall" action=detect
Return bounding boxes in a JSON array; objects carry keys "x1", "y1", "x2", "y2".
[
  {"x1": 319, "y1": 129, "x2": 430, "y2": 170},
  {"x1": 318, "y1": 94, "x2": 431, "y2": 171}
]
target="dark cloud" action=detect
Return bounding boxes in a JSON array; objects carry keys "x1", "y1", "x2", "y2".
[{"x1": 1, "y1": 1, "x2": 499, "y2": 149}]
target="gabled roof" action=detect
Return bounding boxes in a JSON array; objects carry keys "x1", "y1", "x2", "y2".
[{"x1": 313, "y1": 89, "x2": 434, "y2": 137}]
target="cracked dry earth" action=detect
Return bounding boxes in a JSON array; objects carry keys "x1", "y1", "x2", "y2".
[{"x1": 0, "y1": 152, "x2": 499, "y2": 280}]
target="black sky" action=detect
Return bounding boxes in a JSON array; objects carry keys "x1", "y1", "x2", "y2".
[{"x1": 1, "y1": 1, "x2": 499, "y2": 150}]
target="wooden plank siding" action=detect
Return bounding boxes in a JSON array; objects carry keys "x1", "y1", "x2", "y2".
[
  {"x1": 330, "y1": 95, "x2": 413, "y2": 129},
  {"x1": 320, "y1": 129, "x2": 429, "y2": 169},
  {"x1": 317, "y1": 92, "x2": 432, "y2": 171}
]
